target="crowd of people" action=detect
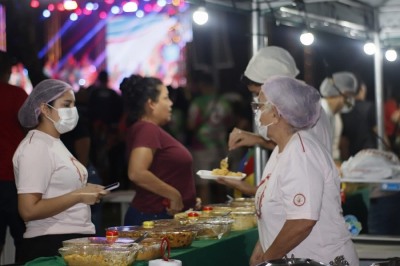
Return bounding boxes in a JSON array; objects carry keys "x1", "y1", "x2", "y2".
[{"x1": 2, "y1": 43, "x2": 400, "y2": 265}]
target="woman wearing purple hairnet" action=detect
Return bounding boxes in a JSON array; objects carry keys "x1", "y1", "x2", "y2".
[
  {"x1": 12, "y1": 79, "x2": 108, "y2": 263},
  {"x1": 250, "y1": 77, "x2": 358, "y2": 266}
]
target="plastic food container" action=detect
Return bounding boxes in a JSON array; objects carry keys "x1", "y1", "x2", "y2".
[
  {"x1": 136, "y1": 238, "x2": 162, "y2": 261},
  {"x1": 59, "y1": 243, "x2": 141, "y2": 266},
  {"x1": 230, "y1": 197, "x2": 255, "y2": 209},
  {"x1": 179, "y1": 216, "x2": 234, "y2": 239},
  {"x1": 63, "y1": 237, "x2": 135, "y2": 247},
  {"x1": 230, "y1": 211, "x2": 257, "y2": 231},
  {"x1": 107, "y1": 225, "x2": 197, "y2": 248}
]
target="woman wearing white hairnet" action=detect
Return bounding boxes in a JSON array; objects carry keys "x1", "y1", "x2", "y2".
[
  {"x1": 250, "y1": 76, "x2": 358, "y2": 266},
  {"x1": 12, "y1": 79, "x2": 108, "y2": 262}
]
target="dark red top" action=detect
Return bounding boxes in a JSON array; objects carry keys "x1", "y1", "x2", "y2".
[
  {"x1": 126, "y1": 121, "x2": 196, "y2": 213},
  {"x1": 0, "y1": 82, "x2": 27, "y2": 181}
]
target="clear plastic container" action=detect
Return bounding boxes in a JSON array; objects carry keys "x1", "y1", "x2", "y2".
[
  {"x1": 106, "y1": 225, "x2": 197, "y2": 248},
  {"x1": 136, "y1": 238, "x2": 162, "y2": 261},
  {"x1": 59, "y1": 243, "x2": 141, "y2": 266}
]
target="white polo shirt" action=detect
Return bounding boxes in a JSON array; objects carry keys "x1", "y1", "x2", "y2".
[
  {"x1": 255, "y1": 130, "x2": 358, "y2": 265},
  {"x1": 13, "y1": 130, "x2": 94, "y2": 238}
]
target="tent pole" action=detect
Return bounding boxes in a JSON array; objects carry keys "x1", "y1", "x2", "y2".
[
  {"x1": 373, "y1": 12, "x2": 385, "y2": 150},
  {"x1": 251, "y1": 0, "x2": 268, "y2": 185}
]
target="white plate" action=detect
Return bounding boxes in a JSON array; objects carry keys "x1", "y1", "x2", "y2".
[{"x1": 196, "y1": 170, "x2": 246, "y2": 181}]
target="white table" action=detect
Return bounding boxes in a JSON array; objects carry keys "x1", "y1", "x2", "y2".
[
  {"x1": 102, "y1": 190, "x2": 136, "y2": 224},
  {"x1": 353, "y1": 235, "x2": 400, "y2": 260}
]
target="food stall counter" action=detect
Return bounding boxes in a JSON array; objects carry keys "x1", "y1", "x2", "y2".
[{"x1": 134, "y1": 227, "x2": 258, "y2": 266}]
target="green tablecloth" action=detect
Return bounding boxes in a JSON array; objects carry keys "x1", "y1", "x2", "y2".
[
  {"x1": 135, "y1": 227, "x2": 258, "y2": 266},
  {"x1": 24, "y1": 228, "x2": 258, "y2": 266}
]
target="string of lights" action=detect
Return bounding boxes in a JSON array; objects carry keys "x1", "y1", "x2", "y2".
[{"x1": 29, "y1": 0, "x2": 189, "y2": 20}]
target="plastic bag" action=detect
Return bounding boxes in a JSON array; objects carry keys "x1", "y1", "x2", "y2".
[{"x1": 341, "y1": 149, "x2": 400, "y2": 180}]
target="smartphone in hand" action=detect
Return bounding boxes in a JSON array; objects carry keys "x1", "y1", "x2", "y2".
[{"x1": 104, "y1": 182, "x2": 120, "y2": 191}]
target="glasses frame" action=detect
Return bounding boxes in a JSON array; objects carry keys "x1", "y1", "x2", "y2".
[{"x1": 251, "y1": 101, "x2": 273, "y2": 113}]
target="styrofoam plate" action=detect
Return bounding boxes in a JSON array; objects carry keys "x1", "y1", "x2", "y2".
[{"x1": 196, "y1": 170, "x2": 246, "y2": 181}]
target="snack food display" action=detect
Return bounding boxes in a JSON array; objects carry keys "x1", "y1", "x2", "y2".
[
  {"x1": 107, "y1": 225, "x2": 197, "y2": 248},
  {"x1": 59, "y1": 243, "x2": 141, "y2": 266},
  {"x1": 63, "y1": 237, "x2": 134, "y2": 247},
  {"x1": 136, "y1": 238, "x2": 162, "y2": 261}
]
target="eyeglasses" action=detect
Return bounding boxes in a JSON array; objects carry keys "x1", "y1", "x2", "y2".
[{"x1": 251, "y1": 101, "x2": 273, "y2": 113}]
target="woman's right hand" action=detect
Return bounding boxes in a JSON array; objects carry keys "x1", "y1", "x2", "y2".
[
  {"x1": 250, "y1": 240, "x2": 264, "y2": 266},
  {"x1": 166, "y1": 192, "x2": 184, "y2": 216},
  {"x1": 74, "y1": 183, "x2": 108, "y2": 205}
]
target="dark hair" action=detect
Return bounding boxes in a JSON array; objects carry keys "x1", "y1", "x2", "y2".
[
  {"x1": 240, "y1": 74, "x2": 262, "y2": 87},
  {"x1": 98, "y1": 70, "x2": 109, "y2": 83},
  {"x1": 120, "y1": 74, "x2": 163, "y2": 126}
]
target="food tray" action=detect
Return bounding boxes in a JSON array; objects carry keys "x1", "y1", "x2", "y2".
[
  {"x1": 196, "y1": 170, "x2": 246, "y2": 181},
  {"x1": 59, "y1": 243, "x2": 141, "y2": 266},
  {"x1": 107, "y1": 225, "x2": 197, "y2": 248}
]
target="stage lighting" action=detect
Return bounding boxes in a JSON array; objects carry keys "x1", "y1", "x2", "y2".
[
  {"x1": 363, "y1": 42, "x2": 376, "y2": 55},
  {"x1": 64, "y1": 0, "x2": 78, "y2": 11},
  {"x1": 385, "y1": 49, "x2": 397, "y2": 62},
  {"x1": 300, "y1": 31, "x2": 314, "y2": 46},
  {"x1": 42, "y1": 9, "x2": 51, "y2": 18},
  {"x1": 123, "y1": 2, "x2": 138, "y2": 12},
  {"x1": 193, "y1": 7, "x2": 208, "y2": 25}
]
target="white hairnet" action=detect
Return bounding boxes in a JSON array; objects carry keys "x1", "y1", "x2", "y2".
[
  {"x1": 262, "y1": 76, "x2": 321, "y2": 129},
  {"x1": 320, "y1": 71, "x2": 358, "y2": 97},
  {"x1": 244, "y1": 46, "x2": 299, "y2": 84},
  {"x1": 18, "y1": 79, "x2": 72, "y2": 128}
]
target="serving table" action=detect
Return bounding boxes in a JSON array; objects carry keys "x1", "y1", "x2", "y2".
[{"x1": 134, "y1": 227, "x2": 258, "y2": 266}]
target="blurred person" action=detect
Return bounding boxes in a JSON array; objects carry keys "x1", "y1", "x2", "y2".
[
  {"x1": 88, "y1": 70, "x2": 124, "y2": 186},
  {"x1": 250, "y1": 76, "x2": 358, "y2": 266},
  {"x1": 340, "y1": 81, "x2": 376, "y2": 234},
  {"x1": 187, "y1": 71, "x2": 234, "y2": 204},
  {"x1": 13, "y1": 79, "x2": 108, "y2": 262},
  {"x1": 9, "y1": 62, "x2": 33, "y2": 94},
  {"x1": 341, "y1": 81, "x2": 379, "y2": 159},
  {"x1": 79, "y1": 54, "x2": 97, "y2": 87},
  {"x1": 59, "y1": 55, "x2": 81, "y2": 91},
  {"x1": 0, "y1": 50, "x2": 27, "y2": 262},
  {"x1": 319, "y1": 72, "x2": 358, "y2": 162},
  {"x1": 163, "y1": 85, "x2": 190, "y2": 145},
  {"x1": 217, "y1": 46, "x2": 331, "y2": 196},
  {"x1": 61, "y1": 106, "x2": 103, "y2": 234},
  {"x1": 120, "y1": 75, "x2": 197, "y2": 226},
  {"x1": 384, "y1": 94, "x2": 400, "y2": 155}
]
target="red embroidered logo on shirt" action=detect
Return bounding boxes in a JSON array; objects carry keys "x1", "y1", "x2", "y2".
[{"x1": 293, "y1": 193, "x2": 306, "y2": 206}]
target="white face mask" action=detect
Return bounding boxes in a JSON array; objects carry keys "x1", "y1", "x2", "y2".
[
  {"x1": 46, "y1": 105, "x2": 79, "y2": 134},
  {"x1": 255, "y1": 109, "x2": 274, "y2": 140}
]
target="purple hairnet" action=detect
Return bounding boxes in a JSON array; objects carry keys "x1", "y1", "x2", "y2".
[
  {"x1": 18, "y1": 79, "x2": 72, "y2": 128},
  {"x1": 261, "y1": 76, "x2": 321, "y2": 129}
]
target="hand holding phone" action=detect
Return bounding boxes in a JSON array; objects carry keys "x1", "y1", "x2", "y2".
[{"x1": 104, "y1": 182, "x2": 120, "y2": 191}]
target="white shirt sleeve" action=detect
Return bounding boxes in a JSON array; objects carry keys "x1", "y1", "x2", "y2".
[{"x1": 15, "y1": 140, "x2": 53, "y2": 194}]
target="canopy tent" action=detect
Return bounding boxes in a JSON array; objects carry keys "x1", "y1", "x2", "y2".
[{"x1": 188, "y1": 0, "x2": 400, "y2": 183}]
